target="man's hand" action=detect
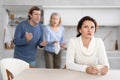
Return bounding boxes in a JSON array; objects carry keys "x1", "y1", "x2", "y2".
[{"x1": 25, "y1": 32, "x2": 33, "y2": 42}]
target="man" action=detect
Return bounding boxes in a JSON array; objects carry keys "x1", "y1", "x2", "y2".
[{"x1": 13, "y1": 6, "x2": 47, "y2": 67}]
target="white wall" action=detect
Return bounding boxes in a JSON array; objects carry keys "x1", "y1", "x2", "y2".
[{"x1": 0, "y1": 5, "x2": 9, "y2": 57}]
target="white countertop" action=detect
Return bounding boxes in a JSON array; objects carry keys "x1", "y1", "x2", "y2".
[
  {"x1": 107, "y1": 50, "x2": 120, "y2": 54},
  {"x1": 13, "y1": 68, "x2": 120, "y2": 80}
]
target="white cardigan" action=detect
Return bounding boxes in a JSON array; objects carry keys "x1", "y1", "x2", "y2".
[{"x1": 66, "y1": 37, "x2": 109, "y2": 72}]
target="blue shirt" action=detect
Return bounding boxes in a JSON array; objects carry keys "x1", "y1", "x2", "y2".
[
  {"x1": 13, "y1": 20, "x2": 44, "y2": 63},
  {"x1": 44, "y1": 25, "x2": 65, "y2": 53}
]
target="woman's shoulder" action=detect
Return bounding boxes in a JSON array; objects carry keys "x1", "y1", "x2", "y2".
[
  {"x1": 94, "y1": 37, "x2": 103, "y2": 41},
  {"x1": 59, "y1": 25, "x2": 64, "y2": 27},
  {"x1": 94, "y1": 37, "x2": 104, "y2": 44},
  {"x1": 69, "y1": 37, "x2": 80, "y2": 43},
  {"x1": 67, "y1": 37, "x2": 81, "y2": 48},
  {"x1": 43, "y1": 25, "x2": 52, "y2": 33},
  {"x1": 59, "y1": 25, "x2": 64, "y2": 29}
]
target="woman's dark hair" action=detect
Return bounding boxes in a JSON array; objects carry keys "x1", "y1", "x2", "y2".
[
  {"x1": 28, "y1": 6, "x2": 41, "y2": 20},
  {"x1": 76, "y1": 16, "x2": 98, "y2": 37}
]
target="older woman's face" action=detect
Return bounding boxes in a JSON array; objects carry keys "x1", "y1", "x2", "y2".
[
  {"x1": 51, "y1": 15, "x2": 60, "y2": 26},
  {"x1": 79, "y1": 20, "x2": 95, "y2": 39}
]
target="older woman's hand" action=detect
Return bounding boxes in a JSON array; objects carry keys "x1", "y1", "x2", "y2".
[
  {"x1": 40, "y1": 41, "x2": 47, "y2": 46},
  {"x1": 61, "y1": 43, "x2": 67, "y2": 49}
]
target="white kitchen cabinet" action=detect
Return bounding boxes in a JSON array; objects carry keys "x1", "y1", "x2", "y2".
[{"x1": 43, "y1": 6, "x2": 120, "y2": 26}]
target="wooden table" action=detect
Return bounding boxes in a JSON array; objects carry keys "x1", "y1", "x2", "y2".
[{"x1": 13, "y1": 68, "x2": 120, "y2": 80}]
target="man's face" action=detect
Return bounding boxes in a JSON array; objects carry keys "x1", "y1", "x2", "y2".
[{"x1": 29, "y1": 10, "x2": 41, "y2": 25}]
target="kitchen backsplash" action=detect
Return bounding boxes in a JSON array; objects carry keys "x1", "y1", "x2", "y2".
[{"x1": 64, "y1": 26, "x2": 120, "y2": 51}]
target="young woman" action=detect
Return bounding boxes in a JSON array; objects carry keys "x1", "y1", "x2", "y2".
[
  {"x1": 44, "y1": 12, "x2": 66, "y2": 68},
  {"x1": 66, "y1": 16, "x2": 109, "y2": 75}
]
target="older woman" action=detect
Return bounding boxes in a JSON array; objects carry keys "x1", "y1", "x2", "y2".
[{"x1": 44, "y1": 12, "x2": 66, "y2": 68}]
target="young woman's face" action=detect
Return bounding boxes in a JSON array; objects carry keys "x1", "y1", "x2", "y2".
[
  {"x1": 29, "y1": 10, "x2": 41, "y2": 25},
  {"x1": 51, "y1": 15, "x2": 60, "y2": 26},
  {"x1": 79, "y1": 20, "x2": 95, "y2": 39}
]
